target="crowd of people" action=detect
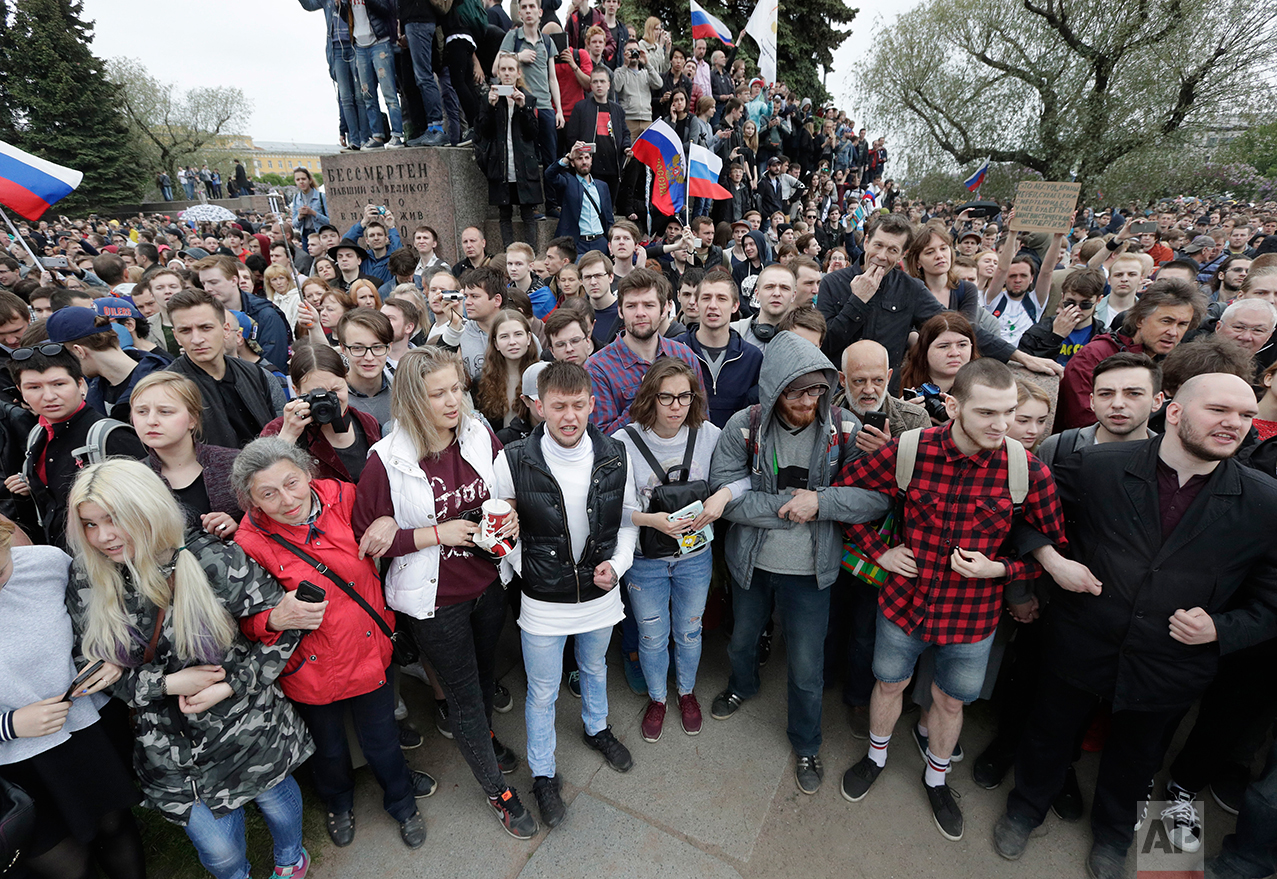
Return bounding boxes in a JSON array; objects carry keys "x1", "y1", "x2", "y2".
[{"x1": 0, "y1": 5, "x2": 1275, "y2": 879}]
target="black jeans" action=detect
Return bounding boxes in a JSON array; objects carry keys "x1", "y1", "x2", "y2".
[
  {"x1": 408, "y1": 577, "x2": 507, "y2": 797},
  {"x1": 293, "y1": 679, "x2": 415, "y2": 821},
  {"x1": 1006, "y1": 670, "x2": 1181, "y2": 852},
  {"x1": 443, "y1": 39, "x2": 481, "y2": 130},
  {"x1": 499, "y1": 192, "x2": 538, "y2": 252},
  {"x1": 823, "y1": 570, "x2": 878, "y2": 707}
]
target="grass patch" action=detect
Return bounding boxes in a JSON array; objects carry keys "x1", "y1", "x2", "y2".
[{"x1": 135, "y1": 776, "x2": 327, "y2": 878}]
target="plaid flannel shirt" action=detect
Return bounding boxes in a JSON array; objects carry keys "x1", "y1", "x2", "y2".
[
  {"x1": 585, "y1": 335, "x2": 703, "y2": 436},
  {"x1": 837, "y1": 424, "x2": 1066, "y2": 644}
]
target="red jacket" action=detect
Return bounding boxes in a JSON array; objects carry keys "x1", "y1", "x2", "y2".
[
  {"x1": 237, "y1": 478, "x2": 394, "y2": 705},
  {"x1": 1053, "y1": 332, "x2": 1146, "y2": 433}
]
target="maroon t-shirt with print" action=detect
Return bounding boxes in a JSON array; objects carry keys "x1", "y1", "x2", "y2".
[{"x1": 419, "y1": 440, "x2": 499, "y2": 605}]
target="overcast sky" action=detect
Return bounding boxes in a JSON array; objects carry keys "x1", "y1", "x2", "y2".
[{"x1": 80, "y1": 0, "x2": 909, "y2": 145}]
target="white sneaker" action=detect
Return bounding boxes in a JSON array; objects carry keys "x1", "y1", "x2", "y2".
[{"x1": 1161, "y1": 782, "x2": 1202, "y2": 853}]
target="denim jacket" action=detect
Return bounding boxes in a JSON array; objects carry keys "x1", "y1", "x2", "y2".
[{"x1": 291, "y1": 188, "x2": 329, "y2": 235}]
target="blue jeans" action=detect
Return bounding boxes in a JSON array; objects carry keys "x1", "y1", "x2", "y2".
[
  {"x1": 1212, "y1": 728, "x2": 1277, "y2": 878},
  {"x1": 334, "y1": 48, "x2": 372, "y2": 146},
  {"x1": 160, "y1": 185, "x2": 173, "y2": 201},
  {"x1": 403, "y1": 22, "x2": 444, "y2": 126},
  {"x1": 292, "y1": 680, "x2": 415, "y2": 821},
  {"x1": 522, "y1": 624, "x2": 612, "y2": 777},
  {"x1": 726, "y1": 570, "x2": 830, "y2": 755},
  {"x1": 182, "y1": 181, "x2": 196, "y2": 199},
  {"x1": 353, "y1": 38, "x2": 404, "y2": 139},
  {"x1": 183, "y1": 775, "x2": 304, "y2": 879},
  {"x1": 626, "y1": 551, "x2": 712, "y2": 702}
]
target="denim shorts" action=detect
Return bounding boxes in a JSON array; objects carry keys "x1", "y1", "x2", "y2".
[{"x1": 871, "y1": 609, "x2": 995, "y2": 703}]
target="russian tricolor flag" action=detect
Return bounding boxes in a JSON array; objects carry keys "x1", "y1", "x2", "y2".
[
  {"x1": 690, "y1": 0, "x2": 734, "y2": 46},
  {"x1": 963, "y1": 157, "x2": 990, "y2": 192},
  {"x1": 0, "y1": 140, "x2": 83, "y2": 221},
  {"x1": 632, "y1": 120, "x2": 687, "y2": 216},
  {"x1": 688, "y1": 144, "x2": 732, "y2": 200}
]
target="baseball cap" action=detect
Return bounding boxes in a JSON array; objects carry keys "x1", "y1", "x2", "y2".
[
  {"x1": 318, "y1": 224, "x2": 341, "y2": 237},
  {"x1": 749, "y1": 77, "x2": 764, "y2": 88},
  {"x1": 522, "y1": 361, "x2": 551, "y2": 401},
  {"x1": 958, "y1": 230, "x2": 981, "y2": 243},
  {"x1": 1182, "y1": 235, "x2": 1215, "y2": 254},
  {"x1": 786, "y1": 370, "x2": 830, "y2": 392},
  {"x1": 93, "y1": 297, "x2": 142, "y2": 321},
  {"x1": 731, "y1": 220, "x2": 750, "y2": 230},
  {"x1": 46, "y1": 306, "x2": 113, "y2": 344}
]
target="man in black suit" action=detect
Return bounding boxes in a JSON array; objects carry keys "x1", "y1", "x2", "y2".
[{"x1": 993, "y1": 372, "x2": 1277, "y2": 879}]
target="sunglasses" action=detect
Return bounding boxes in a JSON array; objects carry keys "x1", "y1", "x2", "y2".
[
  {"x1": 1061, "y1": 299, "x2": 1094, "y2": 310},
  {"x1": 11, "y1": 343, "x2": 66, "y2": 361}
]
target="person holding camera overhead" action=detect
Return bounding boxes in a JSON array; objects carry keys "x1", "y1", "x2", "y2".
[
  {"x1": 262, "y1": 344, "x2": 382, "y2": 485},
  {"x1": 475, "y1": 52, "x2": 545, "y2": 252},
  {"x1": 897, "y1": 312, "x2": 980, "y2": 425}
]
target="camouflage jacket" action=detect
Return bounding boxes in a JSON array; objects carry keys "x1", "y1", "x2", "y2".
[{"x1": 66, "y1": 530, "x2": 314, "y2": 825}]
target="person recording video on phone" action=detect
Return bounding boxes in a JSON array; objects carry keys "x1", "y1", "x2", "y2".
[{"x1": 476, "y1": 52, "x2": 546, "y2": 251}]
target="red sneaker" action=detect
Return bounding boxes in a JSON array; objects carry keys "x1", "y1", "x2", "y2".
[
  {"x1": 678, "y1": 693, "x2": 703, "y2": 736},
  {"x1": 641, "y1": 700, "x2": 666, "y2": 742}
]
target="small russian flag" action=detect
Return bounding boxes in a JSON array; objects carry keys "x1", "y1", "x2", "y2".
[
  {"x1": 0, "y1": 140, "x2": 83, "y2": 221},
  {"x1": 688, "y1": 144, "x2": 732, "y2": 200},
  {"x1": 963, "y1": 158, "x2": 990, "y2": 193},
  {"x1": 690, "y1": 0, "x2": 734, "y2": 46}
]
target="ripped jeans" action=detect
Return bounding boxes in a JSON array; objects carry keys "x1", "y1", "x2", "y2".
[
  {"x1": 353, "y1": 38, "x2": 404, "y2": 140},
  {"x1": 625, "y1": 550, "x2": 713, "y2": 703}
]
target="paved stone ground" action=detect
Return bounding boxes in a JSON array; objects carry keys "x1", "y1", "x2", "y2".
[{"x1": 308, "y1": 621, "x2": 1239, "y2": 879}]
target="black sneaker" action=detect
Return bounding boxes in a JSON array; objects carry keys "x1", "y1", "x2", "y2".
[
  {"x1": 710, "y1": 688, "x2": 745, "y2": 720},
  {"x1": 566, "y1": 670, "x2": 581, "y2": 698},
  {"x1": 326, "y1": 809, "x2": 355, "y2": 847},
  {"x1": 757, "y1": 631, "x2": 772, "y2": 667},
  {"x1": 1086, "y1": 844, "x2": 1127, "y2": 879},
  {"x1": 399, "y1": 810, "x2": 427, "y2": 848},
  {"x1": 1162, "y1": 781, "x2": 1202, "y2": 854},
  {"x1": 398, "y1": 721, "x2": 423, "y2": 750},
  {"x1": 489, "y1": 788, "x2": 538, "y2": 839},
  {"x1": 1134, "y1": 780, "x2": 1154, "y2": 831},
  {"x1": 411, "y1": 769, "x2": 437, "y2": 798},
  {"x1": 532, "y1": 774, "x2": 566, "y2": 828},
  {"x1": 583, "y1": 725, "x2": 633, "y2": 772},
  {"x1": 493, "y1": 682, "x2": 514, "y2": 714},
  {"x1": 491, "y1": 732, "x2": 519, "y2": 774},
  {"x1": 848, "y1": 705, "x2": 870, "y2": 741},
  {"x1": 1211, "y1": 764, "x2": 1249, "y2": 816},
  {"x1": 435, "y1": 699, "x2": 453, "y2": 740},
  {"x1": 992, "y1": 812, "x2": 1033, "y2": 860},
  {"x1": 972, "y1": 743, "x2": 1015, "y2": 790},
  {"x1": 1051, "y1": 764, "x2": 1083, "y2": 821},
  {"x1": 911, "y1": 723, "x2": 963, "y2": 764},
  {"x1": 840, "y1": 755, "x2": 884, "y2": 803},
  {"x1": 924, "y1": 775, "x2": 964, "y2": 841},
  {"x1": 795, "y1": 754, "x2": 824, "y2": 794}
]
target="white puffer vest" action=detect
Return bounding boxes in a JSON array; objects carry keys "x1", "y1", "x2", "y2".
[{"x1": 370, "y1": 415, "x2": 511, "y2": 620}]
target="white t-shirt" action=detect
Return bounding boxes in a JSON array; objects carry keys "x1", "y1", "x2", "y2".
[
  {"x1": 349, "y1": 0, "x2": 376, "y2": 47},
  {"x1": 493, "y1": 432, "x2": 638, "y2": 637},
  {"x1": 991, "y1": 296, "x2": 1033, "y2": 346}
]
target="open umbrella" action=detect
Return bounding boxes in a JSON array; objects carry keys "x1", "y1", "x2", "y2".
[{"x1": 180, "y1": 204, "x2": 236, "y2": 224}]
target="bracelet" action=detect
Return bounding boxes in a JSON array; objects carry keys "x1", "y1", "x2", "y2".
[
  {"x1": 433, "y1": 525, "x2": 440, "y2": 546},
  {"x1": 160, "y1": 675, "x2": 168, "y2": 697}
]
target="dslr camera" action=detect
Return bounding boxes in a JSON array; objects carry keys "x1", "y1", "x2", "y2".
[
  {"x1": 300, "y1": 390, "x2": 342, "y2": 425},
  {"x1": 909, "y1": 382, "x2": 949, "y2": 423}
]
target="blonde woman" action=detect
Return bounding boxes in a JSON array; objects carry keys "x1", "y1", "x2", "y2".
[
  {"x1": 352, "y1": 347, "x2": 534, "y2": 839},
  {"x1": 262, "y1": 264, "x2": 301, "y2": 329},
  {"x1": 639, "y1": 16, "x2": 670, "y2": 74},
  {"x1": 65, "y1": 460, "x2": 315, "y2": 879}
]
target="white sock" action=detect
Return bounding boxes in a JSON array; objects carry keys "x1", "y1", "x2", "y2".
[
  {"x1": 916, "y1": 722, "x2": 929, "y2": 738},
  {"x1": 868, "y1": 733, "x2": 890, "y2": 768},
  {"x1": 924, "y1": 748, "x2": 950, "y2": 787}
]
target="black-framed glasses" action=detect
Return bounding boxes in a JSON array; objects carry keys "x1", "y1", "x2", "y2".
[
  {"x1": 343, "y1": 344, "x2": 390, "y2": 357},
  {"x1": 656, "y1": 391, "x2": 694, "y2": 406},
  {"x1": 11, "y1": 343, "x2": 65, "y2": 362},
  {"x1": 782, "y1": 384, "x2": 829, "y2": 401}
]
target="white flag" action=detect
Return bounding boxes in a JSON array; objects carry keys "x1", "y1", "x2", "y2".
[{"x1": 744, "y1": 0, "x2": 778, "y2": 85}]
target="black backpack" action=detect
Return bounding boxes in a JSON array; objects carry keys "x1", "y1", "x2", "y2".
[{"x1": 624, "y1": 426, "x2": 709, "y2": 559}]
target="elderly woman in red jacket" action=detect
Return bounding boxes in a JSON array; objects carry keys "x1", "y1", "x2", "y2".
[{"x1": 232, "y1": 436, "x2": 434, "y2": 851}]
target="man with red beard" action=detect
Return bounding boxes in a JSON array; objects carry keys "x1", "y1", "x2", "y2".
[{"x1": 994, "y1": 372, "x2": 1277, "y2": 879}]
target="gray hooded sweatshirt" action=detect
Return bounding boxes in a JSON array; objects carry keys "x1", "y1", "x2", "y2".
[{"x1": 709, "y1": 331, "x2": 890, "y2": 589}]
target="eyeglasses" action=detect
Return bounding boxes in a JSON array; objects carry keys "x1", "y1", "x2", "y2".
[
  {"x1": 11, "y1": 343, "x2": 65, "y2": 361},
  {"x1": 656, "y1": 391, "x2": 694, "y2": 406},
  {"x1": 552, "y1": 335, "x2": 586, "y2": 350},
  {"x1": 1061, "y1": 299, "x2": 1094, "y2": 310},
  {"x1": 581, "y1": 272, "x2": 610, "y2": 282},
  {"x1": 782, "y1": 384, "x2": 829, "y2": 401},
  {"x1": 344, "y1": 344, "x2": 390, "y2": 357}
]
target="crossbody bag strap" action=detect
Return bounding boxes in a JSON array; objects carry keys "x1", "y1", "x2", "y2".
[
  {"x1": 143, "y1": 606, "x2": 166, "y2": 665},
  {"x1": 266, "y1": 533, "x2": 394, "y2": 641},
  {"x1": 623, "y1": 425, "x2": 671, "y2": 483},
  {"x1": 580, "y1": 180, "x2": 604, "y2": 220}
]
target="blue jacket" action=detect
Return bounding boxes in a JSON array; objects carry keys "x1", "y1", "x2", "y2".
[
  {"x1": 342, "y1": 221, "x2": 403, "y2": 284},
  {"x1": 239, "y1": 292, "x2": 293, "y2": 370},
  {"x1": 673, "y1": 328, "x2": 763, "y2": 428},
  {"x1": 86, "y1": 349, "x2": 171, "y2": 419},
  {"x1": 545, "y1": 160, "x2": 615, "y2": 240}
]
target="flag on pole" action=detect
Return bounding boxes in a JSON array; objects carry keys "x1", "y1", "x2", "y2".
[
  {"x1": 0, "y1": 140, "x2": 83, "y2": 221},
  {"x1": 963, "y1": 158, "x2": 990, "y2": 192},
  {"x1": 631, "y1": 120, "x2": 687, "y2": 216},
  {"x1": 744, "y1": 0, "x2": 778, "y2": 85},
  {"x1": 690, "y1": 0, "x2": 734, "y2": 46},
  {"x1": 687, "y1": 144, "x2": 732, "y2": 200}
]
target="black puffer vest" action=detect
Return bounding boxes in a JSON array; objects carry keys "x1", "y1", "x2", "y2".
[{"x1": 505, "y1": 424, "x2": 626, "y2": 603}]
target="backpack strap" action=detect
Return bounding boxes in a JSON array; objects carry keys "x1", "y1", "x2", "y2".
[
  {"x1": 1004, "y1": 435, "x2": 1029, "y2": 506},
  {"x1": 746, "y1": 403, "x2": 762, "y2": 473},
  {"x1": 72, "y1": 418, "x2": 130, "y2": 468},
  {"x1": 895, "y1": 428, "x2": 922, "y2": 493},
  {"x1": 675, "y1": 427, "x2": 698, "y2": 484},
  {"x1": 623, "y1": 426, "x2": 671, "y2": 484}
]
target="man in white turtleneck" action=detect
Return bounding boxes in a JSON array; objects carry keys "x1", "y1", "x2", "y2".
[{"x1": 492, "y1": 361, "x2": 639, "y2": 831}]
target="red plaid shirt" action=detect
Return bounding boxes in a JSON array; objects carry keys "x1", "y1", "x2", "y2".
[{"x1": 837, "y1": 424, "x2": 1066, "y2": 644}]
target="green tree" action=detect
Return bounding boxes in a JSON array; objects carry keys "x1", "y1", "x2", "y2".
[
  {"x1": 858, "y1": 0, "x2": 1277, "y2": 196},
  {"x1": 1221, "y1": 121, "x2": 1277, "y2": 178},
  {"x1": 616, "y1": 0, "x2": 855, "y2": 106},
  {"x1": 0, "y1": 0, "x2": 145, "y2": 210},
  {"x1": 106, "y1": 58, "x2": 251, "y2": 199}
]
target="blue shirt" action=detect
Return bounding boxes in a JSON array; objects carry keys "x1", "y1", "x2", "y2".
[{"x1": 576, "y1": 173, "x2": 604, "y2": 235}]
